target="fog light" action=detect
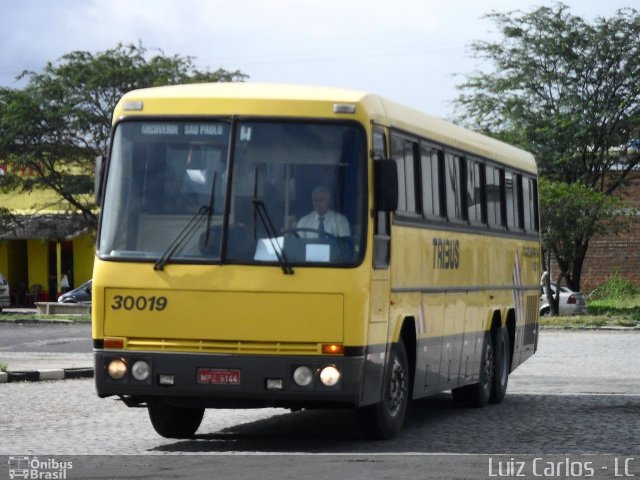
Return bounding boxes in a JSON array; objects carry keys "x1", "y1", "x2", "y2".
[
  {"x1": 319, "y1": 365, "x2": 341, "y2": 387},
  {"x1": 293, "y1": 366, "x2": 313, "y2": 386},
  {"x1": 107, "y1": 358, "x2": 127, "y2": 379},
  {"x1": 131, "y1": 361, "x2": 151, "y2": 381},
  {"x1": 266, "y1": 378, "x2": 284, "y2": 391}
]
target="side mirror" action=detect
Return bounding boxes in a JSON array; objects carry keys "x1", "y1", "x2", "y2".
[
  {"x1": 94, "y1": 156, "x2": 104, "y2": 206},
  {"x1": 374, "y1": 160, "x2": 398, "y2": 212}
]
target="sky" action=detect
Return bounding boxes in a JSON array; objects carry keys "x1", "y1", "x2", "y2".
[{"x1": 0, "y1": 0, "x2": 635, "y2": 119}]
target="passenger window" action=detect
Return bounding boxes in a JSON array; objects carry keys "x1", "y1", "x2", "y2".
[
  {"x1": 523, "y1": 177, "x2": 539, "y2": 232},
  {"x1": 466, "y1": 158, "x2": 485, "y2": 225},
  {"x1": 505, "y1": 171, "x2": 523, "y2": 230},
  {"x1": 392, "y1": 135, "x2": 421, "y2": 216},
  {"x1": 445, "y1": 152, "x2": 465, "y2": 221},
  {"x1": 420, "y1": 143, "x2": 444, "y2": 219},
  {"x1": 486, "y1": 166, "x2": 504, "y2": 228}
]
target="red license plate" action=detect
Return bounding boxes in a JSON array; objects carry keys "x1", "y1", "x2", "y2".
[{"x1": 197, "y1": 368, "x2": 241, "y2": 385}]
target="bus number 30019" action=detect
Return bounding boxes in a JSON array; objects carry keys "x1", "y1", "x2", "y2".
[{"x1": 111, "y1": 295, "x2": 168, "y2": 311}]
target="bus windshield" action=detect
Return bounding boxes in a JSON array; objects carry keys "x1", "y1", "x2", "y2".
[{"x1": 99, "y1": 119, "x2": 366, "y2": 267}]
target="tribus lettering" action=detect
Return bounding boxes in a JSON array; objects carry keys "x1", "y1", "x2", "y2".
[{"x1": 433, "y1": 238, "x2": 460, "y2": 270}]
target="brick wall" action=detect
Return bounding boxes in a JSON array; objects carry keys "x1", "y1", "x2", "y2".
[{"x1": 577, "y1": 176, "x2": 640, "y2": 294}]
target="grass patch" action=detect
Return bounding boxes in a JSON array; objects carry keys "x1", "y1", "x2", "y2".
[
  {"x1": 542, "y1": 274, "x2": 640, "y2": 329},
  {"x1": 540, "y1": 314, "x2": 639, "y2": 329},
  {"x1": 0, "y1": 312, "x2": 91, "y2": 323},
  {"x1": 589, "y1": 273, "x2": 640, "y2": 301}
]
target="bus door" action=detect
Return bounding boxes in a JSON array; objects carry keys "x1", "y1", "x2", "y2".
[{"x1": 361, "y1": 128, "x2": 395, "y2": 405}]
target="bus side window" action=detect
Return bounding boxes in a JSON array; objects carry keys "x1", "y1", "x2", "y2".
[
  {"x1": 445, "y1": 151, "x2": 465, "y2": 222},
  {"x1": 373, "y1": 129, "x2": 391, "y2": 269},
  {"x1": 466, "y1": 157, "x2": 486, "y2": 225},
  {"x1": 486, "y1": 165, "x2": 504, "y2": 228},
  {"x1": 420, "y1": 143, "x2": 445, "y2": 220},
  {"x1": 522, "y1": 176, "x2": 539, "y2": 232},
  {"x1": 391, "y1": 135, "x2": 421, "y2": 217},
  {"x1": 505, "y1": 171, "x2": 523, "y2": 230}
]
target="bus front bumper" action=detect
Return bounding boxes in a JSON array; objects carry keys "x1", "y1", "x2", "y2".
[{"x1": 94, "y1": 350, "x2": 366, "y2": 409}]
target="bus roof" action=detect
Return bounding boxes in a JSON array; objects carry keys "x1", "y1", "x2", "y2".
[{"x1": 114, "y1": 82, "x2": 536, "y2": 173}]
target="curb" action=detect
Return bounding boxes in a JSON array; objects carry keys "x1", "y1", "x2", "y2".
[{"x1": 0, "y1": 367, "x2": 93, "y2": 383}]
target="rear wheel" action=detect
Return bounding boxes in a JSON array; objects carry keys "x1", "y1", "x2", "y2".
[
  {"x1": 452, "y1": 332, "x2": 494, "y2": 407},
  {"x1": 490, "y1": 327, "x2": 510, "y2": 404},
  {"x1": 148, "y1": 403, "x2": 205, "y2": 439},
  {"x1": 358, "y1": 341, "x2": 410, "y2": 439}
]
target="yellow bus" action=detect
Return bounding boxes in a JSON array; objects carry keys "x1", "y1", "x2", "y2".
[{"x1": 93, "y1": 83, "x2": 540, "y2": 439}]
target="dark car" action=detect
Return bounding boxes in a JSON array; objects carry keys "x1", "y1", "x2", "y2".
[
  {"x1": 57, "y1": 279, "x2": 92, "y2": 304},
  {"x1": 0, "y1": 272, "x2": 9, "y2": 312}
]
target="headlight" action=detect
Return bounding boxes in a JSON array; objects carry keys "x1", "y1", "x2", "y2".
[
  {"x1": 319, "y1": 366, "x2": 341, "y2": 387},
  {"x1": 131, "y1": 361, "x2": 151, "y2": 381},
  {"x1": 107, "y1": 358, "x2": 127, "y2": 379},
  {"x1": 293, "y1": 366, "x2": 313, "y2": 386}
]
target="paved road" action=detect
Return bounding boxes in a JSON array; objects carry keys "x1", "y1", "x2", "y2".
[
  {"x1": 0, "y1": 322, "x2": 91, "y2": 353},
  {"x1": 1, "y1": 330, "x2": 639, "y2": 479},
  {"x1": 0, "y1": 322, "x2": 92, "y2": 373}
]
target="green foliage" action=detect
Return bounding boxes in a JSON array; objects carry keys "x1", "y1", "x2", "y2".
[
  {"x1": 455, "y1": 4, "x2": 640, "y2": 191},
  {"x1": 538, "y1": 178, "x2": 632, "y2": 290},
  {"x1": 455, "y1": 4, "x2": 640, "y2": 292},
  {"x1": 0, "y1": 42, "x2": 248, "y2": 231},
  {"x1": 589, "y1": 273, "x2": 640, "y2": 301},
  {"x1": 558, "y1": 276, "x2": 640, "y2": 328},
  {"x1": 0, "y1": 362, "x2": 7, "y2": 373},
  {"x1": 0, "y1": 206, "x2": 19, "y2": 236}
]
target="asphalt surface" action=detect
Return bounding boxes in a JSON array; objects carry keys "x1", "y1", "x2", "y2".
[
  {"x1": 1, "y1": 312, "x2": 639, "y2": 386},
  {"x1": 0, "y1": 315, "x2": 93, "y2": 381},
  {"x1": 1, "y1": 330, "x2": 639, "y2": 479}
]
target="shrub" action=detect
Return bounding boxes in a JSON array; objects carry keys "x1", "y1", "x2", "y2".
[{"x1": 589, "y1": 273, "x2": 640, "y2": 301}]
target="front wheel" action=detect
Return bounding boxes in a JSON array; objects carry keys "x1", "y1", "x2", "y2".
[
  {"x1": 358, "y1": 341, "x2": 410, "y2": 439},
  {"x1": 148, "y1": 403, "x2": 205, "y2": 439}
]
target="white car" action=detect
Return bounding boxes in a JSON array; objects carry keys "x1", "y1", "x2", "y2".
[
  {"x1": 540, "y1": 284, "x2": 588, "y2": 316},
  {"x1": 0, "y1": 273, "x2": 10, "y2": 312}
]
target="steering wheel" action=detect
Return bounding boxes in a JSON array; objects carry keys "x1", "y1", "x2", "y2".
[{"x1": 280, "y1": 227, "x2": 337, "y2": 239}]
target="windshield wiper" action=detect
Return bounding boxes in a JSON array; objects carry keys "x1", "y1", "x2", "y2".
[
  {"x1": 155, "y1": 171, "x2": 218, "y2": 271},
  {"x1": 154, "y1": 205, "x2": 210, "y2": 271},
  {"x1": 252, "y1": 199, "x2": 294, "y2": 275}
]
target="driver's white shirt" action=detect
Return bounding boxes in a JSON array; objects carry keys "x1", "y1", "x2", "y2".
[{"x1": 296, "y1": 210, "x2": 350, "y2": 238}]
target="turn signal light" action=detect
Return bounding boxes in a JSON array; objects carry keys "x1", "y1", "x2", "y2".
[
  {"x1": 104, "y1": 338, "x2": 124, "y2": 349},
  {"x1": 322, "y1": 344, "x2": 344, "y2": 355}
]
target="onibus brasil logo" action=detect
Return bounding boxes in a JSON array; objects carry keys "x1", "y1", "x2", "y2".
[{"x1": 8, "y1": 456, "x2": 73, "y2": 479}]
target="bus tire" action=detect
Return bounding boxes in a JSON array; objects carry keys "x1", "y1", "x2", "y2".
[
  {"x1": 358, "y1": 341, "x2": 409, "y2": 439},
  {"x1": 490, "y1": 327, "x2": 510, "y2": 404},
  {"x1": 459, "y1": 331, "x2": 494, "y2": 408},
  {"x1": 148, "y1": 403, "x2": 205, "y2": 439}
]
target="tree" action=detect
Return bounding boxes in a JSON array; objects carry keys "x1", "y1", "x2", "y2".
[
  {"x1": 455, "y1": 4, "x2": 640, "y2": 189},
  {"x1": 538, "y1": 179, "x2": 630, "y2": 297},
  {"x1": 0, "y1": 42, "x2": 247, "y2": 230},
  {"x1": 454, "y1": 4, "x2": 640, "y2": 290}
]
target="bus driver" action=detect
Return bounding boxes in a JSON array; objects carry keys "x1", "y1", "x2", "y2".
[{"x1": 296, "y1": 186, "x2": 350, "y2": 238}]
